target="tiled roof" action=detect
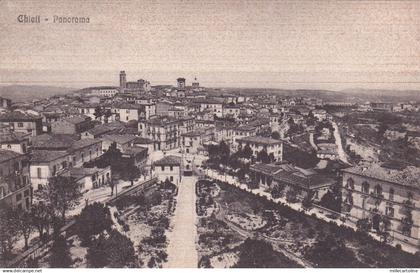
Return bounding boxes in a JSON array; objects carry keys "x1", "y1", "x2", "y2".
[
  {"x1": 0, "y1": 150, "x2": 24, "y2": 163},
  {"x1": 133, "y1": 137, "x2": 155, "y2": 144},
  {"x1": 31, "y1": 150, "x2": 69, "y2": 163},
  {"x1": 343, "y1": 164, "x2": 420, "y2": 189},
  {"x1": 70, "y1": 139, "x2": 102, "y2": 151},
  {"x1": 0, "y1": 131, "x2": 29, "y2": 143},
  {"x1": 61, "y1": 116, "x2": 90, "y2": 124},
  {"x1": 0, "y1": 111, "x2": 42, "y2": 121},
  {"x1": 32, "y1": 134, "x2": 78, "y2": 149},
  {"x1": 154, "y1": 155, "x2": 181, "y2": 166}
]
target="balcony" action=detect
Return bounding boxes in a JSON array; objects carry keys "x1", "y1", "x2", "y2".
[{"x1": 402, "y1": 199, "x2": 415, "y2": 209}]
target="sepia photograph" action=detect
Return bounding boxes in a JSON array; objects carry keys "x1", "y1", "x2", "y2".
[{"x1": 0, "y1": 0, "x2": 420, "y2": 271}]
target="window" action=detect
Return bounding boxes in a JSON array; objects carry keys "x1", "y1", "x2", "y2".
[
  {"x1": 16, "y1": 193, "x2": 22, "y2": 202},
  {"x1": 161, "y1": 166, "x2": 164, "y2": 171},
  {"x1": 0, "y1": 186, "x2": 5, "y2": 198},
  {"x1": 362, "y1": 181, "x2": 370, "y2": 194},
  {"x1": 347, "y1": 178, "x2": 354, "y2": 190},
  {"x1": 37, "y1": 167, "x2": 42, "y2": 178},
  {"x1": 52, "y1": 165, "x2": 57, "y2": 176},
  {"x1": 17, "y1": 122, "x2": 23, "y2": 127},
  {"x1": 170, "y1": 176, "x2": 173, "y2": 181},
  {"x1": 386, "y1": 206, "x2": 394, "y2": 217},
  {"x1": 374, "y1": 185, "x2": 382, "y2": 196},
  {"x1": 24, "y1": 189, "x2": 30, "y2": 197},
  {"x1": 25, "y1": 198, "x2": 30, "y2": 210},
  {"x1": 389, "y1": 188, "x2": 394, "y2": 201}
]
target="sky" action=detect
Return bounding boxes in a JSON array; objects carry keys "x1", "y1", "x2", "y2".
[{"x1": 0, "y1": 0, "x2": 420, "y2": 90}]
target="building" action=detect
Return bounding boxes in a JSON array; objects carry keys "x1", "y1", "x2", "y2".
[
  {"x1": 177, "y1": 78, "x2": 186, "y2": 90},
  {"x1": 61, "y1": 166, "x2": 111, "y2": 191},
  {"x1": 0, "y1": 131, "x2": 30, "y2": 154},
  {"x1": 236, "y1": 136, "x2": 283, "y2": 162},
  {"x1": 196, "y1": 98, "x2": 223, "y2": 118},
  {"x1": 51, "y1": 116, "x2": 93, "y2": 135},
  {"x1": 138, "y1": 116, "x2": 181, "y2": 151},
  {"x1": 0, "y1": 111, "x2": 43, "y2": 136},
  {"x1": 30, "y1": 150, "x2": 70, "y2": 190},
  {"x1": 101, "y1": 134, "x2": 137, "y2": 151},
  {"x1": 341, "y1": 164, "x2": 420, "y2": 251},
  {"x1": 0, "y1": 97, "x2": 12, "y2": 110},
  {"x1": 222, "y1": 105, "x2": 241, "y2": 119},
  {"x1": 153, "y1": 155, "x2": 182, "y2": 186},
  {"x1": 113, "y1": 103, "x2": 148, "y2": 122},
  {"x1": 0, "y1": 150, "x2": 31, "y2": 211},
  {"x1": 68, "y1": 139, "x2": 103, "y2": 167},
  {"x1": 250, "y1": 163, "x2": 336, "y2": 201},
  {"x1": 181, "y1": 129, "x2": 213, "y2": 154},
  {"x1": 312, "y1": 109, "x2": 327, "y2": 121},
  {"x1": 87, "y1": 86, "x2": 119, "y2": 97},
  {"x1": 120, "y1": 71, "x2": 151, "y2": 93}
]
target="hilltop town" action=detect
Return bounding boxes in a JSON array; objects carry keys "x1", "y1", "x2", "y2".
[{"x1": 0, "y1": 72, "x2": 420, "y2": 268}]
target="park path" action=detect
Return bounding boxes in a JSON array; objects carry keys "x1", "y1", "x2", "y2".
[
  {"x1": 332, "y1": 121, "x2": 349, "y2": 164},
  {"x1": 165, "y1": 176, "x2": 198, "y2": 268}
]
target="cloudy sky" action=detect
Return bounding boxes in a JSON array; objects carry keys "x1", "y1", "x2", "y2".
[{"x1": 1, "y1": 0, "x2": 420, "y2": 90}]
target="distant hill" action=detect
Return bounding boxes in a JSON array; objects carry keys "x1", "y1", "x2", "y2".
[
  {"x1": 217, "y1": 88, "x2": 420, "y2": 103},
  {"x1": 0, "y1": 85, "x2": 76, "y2": 102}
]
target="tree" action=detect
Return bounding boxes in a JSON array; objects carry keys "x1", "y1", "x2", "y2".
[
  {"x1": 31, "y1": 202, "x2": 53, "y2": 241},
  {"x1": 124, "y1": 164, "x2": 140, "y2": 186},
  {"x1": 38, "y1": 176, "x2": 82, "y2": 221},
  {"x1": 302, "y1": 190, "x2": 314, "y2": 210},
  {"x1": 94, "y1": 106, "x2": 104, "y2": 120},
  {"x1": 242, "y1": 144, "x2": 253, "y2": 159},
  {"x1": 305, "y1": 235, "x2": 358, "y2": 267},
  {"x1": 13, "y1": 210, "x2": 34, "y2": 250},
  {"x1": 49, "y1": 235, "x2": 73, "y2": 268},
  {"x1": 271, "y1": 131, "x2": 281, "y2": 140},
  {"x1": 257, "y1": 149, "x2": 270, "y2": 163},
  {"x1": 235, "y1": 238, "x2": 298, "y2": 268},
  {"x1": 271, "y1": 184, "x2": 285, "y2": 199},
  {"x1": 286, "y1": 188, "x2": 298, "y2": 203},
  {"x1": 76, "y1": 202, "x2": 112, "y2": 245},
  {"x1": 0, "y1": 207, "x2": 19, "y2": 258},
  {"x1": 87, "y1": 229, "x2": 135, "y2": 268}
]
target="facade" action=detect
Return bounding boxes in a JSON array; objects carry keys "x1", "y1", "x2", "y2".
[
  {"x1": 88, "y1": 86, "x2": 119, "y2": 97},
  {"x1": 113, "y1": 103, "x2": 147, "y2": 122},
  {"x1": 250, "y1": 163, "x2": 336, "y2": 202},
  {"x1": 30, "y1": 150, "x2": 70, "y2": 190},
  {"x1": 69, "y1": 139, "x2": 103, "y2": 167},
  {"x1": 61, "y1": 166, "x2": 112, "y2": 191},
  {"x1": 0, "y1": 97, "x2": 12, "y2": 110},
  {"x1": 138, "y1": 116, "x2": 181, "y2": 151},
  {"x1": 0, "y1": 150, "x2": 31, "y2": 211},
  {"x1": 341, "y1": 164, "x2": 420, "y2": 251},
  {"x1": 236, "y1": 136, "x2": 283, "y2": 162},
  {"x1": 222, "y1": 105, "x2": 241, "y2": 119},
  {"x1": 153, "y1": 155, "x2": 182, "y2": 186},
  {"x1": 0, "y1": 111, "x2": 43, "y2": 136}
]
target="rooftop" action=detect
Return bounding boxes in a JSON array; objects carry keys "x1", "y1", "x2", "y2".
[
  {"x1": 154, "y1": 155, "x2": 181, "y2": 166},
  {"x1": 0, "y1": 150, "x2": 24, "y2": 163},
  {"x1": 0, "y1": 111, "x2": 42, "y2": 121},
  {"x1": 343, "y1": 164, "x2": 420, "y2": 189},
  {"x1": 31, "y1": 150, "x2": 69, "y2": 163}
]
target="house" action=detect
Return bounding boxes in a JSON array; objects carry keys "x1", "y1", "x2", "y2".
[
  {"x1": 196, "y1": 98, "x2": 223, "y2": 118},
  {"x1": 138, "y1": 116, "x2": 181, "y2": 151},
  {"x1": 222, "y1": 105, "x2": 241, "y2": 119},
  {"x1": 60, "y1": 166, "x2": 112, "y2": 191},
  {"x1": 236, "y1": 136, "x2": 283, "y2": 162},
  {"x1": 68, "y1": 139, "x2": 103, "y2": 167},
  {"x1": 341, "y1": 164, "x2": 420, "y2": 251},
  {"x1": 101, "y1": 134, "x2": 137, "y2": 151},
  {"x1": 51, "y1": 116, "x2": 93, "y2": 135},
  {"x1": 113, "y1": 103, "x2": 148, "y2": 122},
  {"x1": 0, "y1": 150, "x2": 31, "y2": 211},
  {"x1": 121, "y1": 146, "x2": 148, "y2": 169},
  {"x1": 153, "y1": 155, "x2": 182, "y2": 186},
  {"x1": 30, "y1": 150, "x2": 70, "y2": 191},
  {"x1": 133, "y1": 137, "x2": 155, "y2": 153},
  {"x1": 0, "y1": 131, "x2": 30, "y2": 154},
  {"x1": 0, "y1": 111, "x2": 43, "y2": 136}
]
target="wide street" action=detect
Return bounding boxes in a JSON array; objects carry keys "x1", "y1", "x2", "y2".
[{"x1": 165, "y1": 175, "x2": 198, "y2": 268}]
